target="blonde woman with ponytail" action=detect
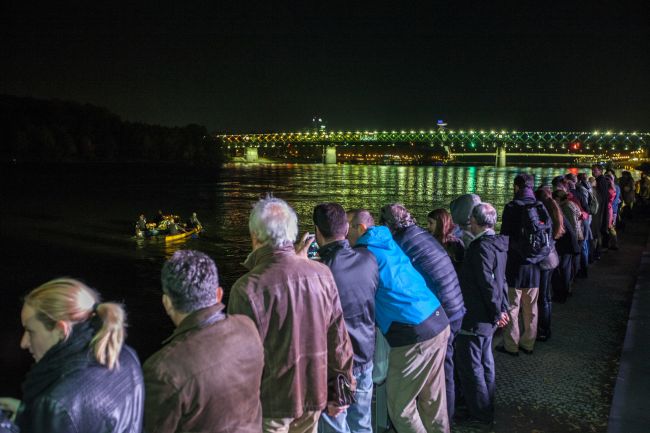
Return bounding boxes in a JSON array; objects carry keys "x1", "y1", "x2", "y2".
[{"x1": 0, "y1": 278, "x2": 144, "y2": 432}]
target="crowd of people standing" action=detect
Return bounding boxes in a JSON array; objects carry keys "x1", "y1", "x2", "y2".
[{"x1": 1, "y1": 164, "x2": 648, "y2": 433}]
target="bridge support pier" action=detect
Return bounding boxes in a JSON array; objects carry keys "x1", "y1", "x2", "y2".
[
  {"x1": 444, "y1": 145, "x2": 452, "y2": 160},
  {"x1": 496, "y1": 146, "x2": 507, "y2": 167},
  {"x1": 245, "y1": 147, "x2": 259, "y2": 163},
  {"x1": 325, "y1": 146, "x2": 337, "y2": 164}
]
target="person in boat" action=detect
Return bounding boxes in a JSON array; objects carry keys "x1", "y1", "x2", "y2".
[
  {"x1": 154, "y1": 210, "x2": 165, "y2": 226},
  {"x1": 189, "y1": 212, "x2": 202, "y2": 229},
  {"x1": 136, "y1": 214, "x2": 147, "y2": 231},
  {"x1": 167, "y1": 220, "x2": 181, "y2": 235},
  {"x1": 135, "y1": 214, "x2": 147, "y2": 237}
]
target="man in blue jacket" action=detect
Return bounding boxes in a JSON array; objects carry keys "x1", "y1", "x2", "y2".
[
  {"x1": 348, "y1": 208, "x2": 451, "y2": 433},
  {"x1": 301, "y1": 203, "x2": 378, "y2": 433}
]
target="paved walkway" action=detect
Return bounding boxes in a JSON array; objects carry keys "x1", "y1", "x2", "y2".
[
  {"x1": 453, "y1": 215, "x2": 650, "y2": 433},
  {"x1": 607, "y1": 230, "x2": 650, "y2": 433}
]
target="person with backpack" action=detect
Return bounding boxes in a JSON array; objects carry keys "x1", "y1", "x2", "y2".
[
  {"x1": 497, "y1": 174, "x2": 552, "y2": 356},
  {"x1": 534, "y1": 187, "x2": 564, "y2": 341}
]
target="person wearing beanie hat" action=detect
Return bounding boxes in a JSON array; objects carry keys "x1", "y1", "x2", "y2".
[{"x1": 450, "y1": 194, "x2": 482, "y2": 248}]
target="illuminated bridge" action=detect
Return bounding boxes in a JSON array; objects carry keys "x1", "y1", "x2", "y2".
[{"x1": 217, "y1": 130, "x2": 649, "y2": 166}]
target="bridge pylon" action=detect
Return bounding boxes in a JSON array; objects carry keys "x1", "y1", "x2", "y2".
[
  {"x1": 496, "y1": 145, "x2": 507, "y2": 167},
  {"x1": 245, "y1": 147, "x2": 259, "y2": 163},
  {"x1": 324, "y1": 145, "x2": 337, "y2": 164}
]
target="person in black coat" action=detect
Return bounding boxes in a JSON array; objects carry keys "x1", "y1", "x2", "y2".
[
  {"x1": 380, "y1": 203, "x2": 465, "y2": 421},
  {"x1": 455, "y1": 202, "x2": 509, "y2": 425},
  {"x1": 309, "y1": 203, "x2": 379, "y2": 432},
  {"x1": 592, "y1": 164, "x2": 611, "y2": 256},
  {"x1": 499, "y1": 173, "x2": 542, "y2": 355},
  {"x1": 552, "y1": 192, "x2": 581, "y2": 303},
  {"x1": 0, "y1": 278, "x2": 143, "y2": 433}
]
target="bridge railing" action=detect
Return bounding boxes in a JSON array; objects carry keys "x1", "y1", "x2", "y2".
[{"x1": 217, "y1": 130, "x2": 649, "y2": 153}]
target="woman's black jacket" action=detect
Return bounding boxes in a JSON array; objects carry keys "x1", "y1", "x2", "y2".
[{"x1": 17, "y1": 324, "x2": 144, "y2": 433}]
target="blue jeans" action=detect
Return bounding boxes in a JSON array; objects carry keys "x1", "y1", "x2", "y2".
[
  {"x1": 580, "y1": 238, "x2": 590, "y2": 274},
  {"x1": 456, "y1": 333, "x2": 495, "y2": 423},
  {"x1": 318, "y1": 363, "x2": 373, "y2": 433}
]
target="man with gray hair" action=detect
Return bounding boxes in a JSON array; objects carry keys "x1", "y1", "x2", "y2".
[
  {"x1": 229, "y1": 196, "x2": 355, "y2": 433},
  {"x1": 143, "y1": 249, "x2": 265, "y2": 433},
  {"x1": 456, "y1": 203, "x2": 509, "y2": 425}
]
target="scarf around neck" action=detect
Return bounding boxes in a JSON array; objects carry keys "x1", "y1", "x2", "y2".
[{"x1": 22, "y1": 319, "x2": 98, "y2": 404}]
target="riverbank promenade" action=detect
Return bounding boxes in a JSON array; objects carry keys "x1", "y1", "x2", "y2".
[{"x1": 452, "y1": 213, "x2": 650, "y2": 433}]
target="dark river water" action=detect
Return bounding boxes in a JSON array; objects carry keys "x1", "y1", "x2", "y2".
[{"x1": 1, "y1": 162, "x2": 572, "y2": 395}]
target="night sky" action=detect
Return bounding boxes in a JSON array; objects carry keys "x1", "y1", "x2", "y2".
[{"x1": 2, "y1": 2, "x2": 649, "y2": 133}]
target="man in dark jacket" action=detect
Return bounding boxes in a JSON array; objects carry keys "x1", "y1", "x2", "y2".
[
  {"x1": 380, "y1": 203, "x2": 465, "y2": 421},
  {"x1": 499, "y1": 173, "x2": 542, "y2": 355},
  {"x1": 574, "y1": 173, "x2": 594, "y2": 276},
  {"x1": 456, "y1": 202, "x2": 509, "y2": 425},
  {"x1": 144, "y1": 250, "x2": 265, "y2": 433},
  {"x1": 304, "y1": 202, "x2": 378, "y2": 433},
  {"x1": 349, "y1": 208, "x2": 451, "y2": 433},
  {"x1": 592, "y1": 164, "x2": 611, "y2": 255},
  {"x1": 229, "y1": 196, "x2": 355, "y2": 432}
]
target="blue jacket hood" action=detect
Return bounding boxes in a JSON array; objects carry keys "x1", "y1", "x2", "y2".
[
  {"x1": 357, "y1": 225, "x2": 443, "y2": 334},
  {"x1": 356, "y1": 225, "x2": 394, "y2": 250}
]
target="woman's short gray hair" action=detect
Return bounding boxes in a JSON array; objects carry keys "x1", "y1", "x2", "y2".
[
  {"x1": 471, "y1": 202, "x2": 497, "y2": 228},
  {"x1": 249, "y1": 195, "x2": 298, "y2": 247}
]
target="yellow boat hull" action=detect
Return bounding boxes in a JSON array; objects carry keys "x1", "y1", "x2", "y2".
[{"x1": 164, "y1": 227, "x2": 201, "y2": 242}]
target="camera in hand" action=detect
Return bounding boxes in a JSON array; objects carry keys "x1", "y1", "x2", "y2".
[{"x1": 307, "y1": 237, "x2": 320, "y2": 259}]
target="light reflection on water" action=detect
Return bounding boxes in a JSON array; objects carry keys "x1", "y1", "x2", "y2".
[{"x1": 185, "y1": 164, "x2": 570, "y2": 287}]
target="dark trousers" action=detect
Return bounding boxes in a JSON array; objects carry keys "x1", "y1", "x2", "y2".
[
  {"x1": 456, "y1": 333, "x2": 495, "y2": 423},
  {"x1": 552, "y1": 254, "x2": 573, "y2": 303},
  {"x1": 537, "y1": 269, "x2": 553, "y2": 338},
  {"x1": 445, "y1": 317, "x2": 462, "y2": 420},
  {"x1": 571, "y1": 253, "x2": 580, "y2": 281}
]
